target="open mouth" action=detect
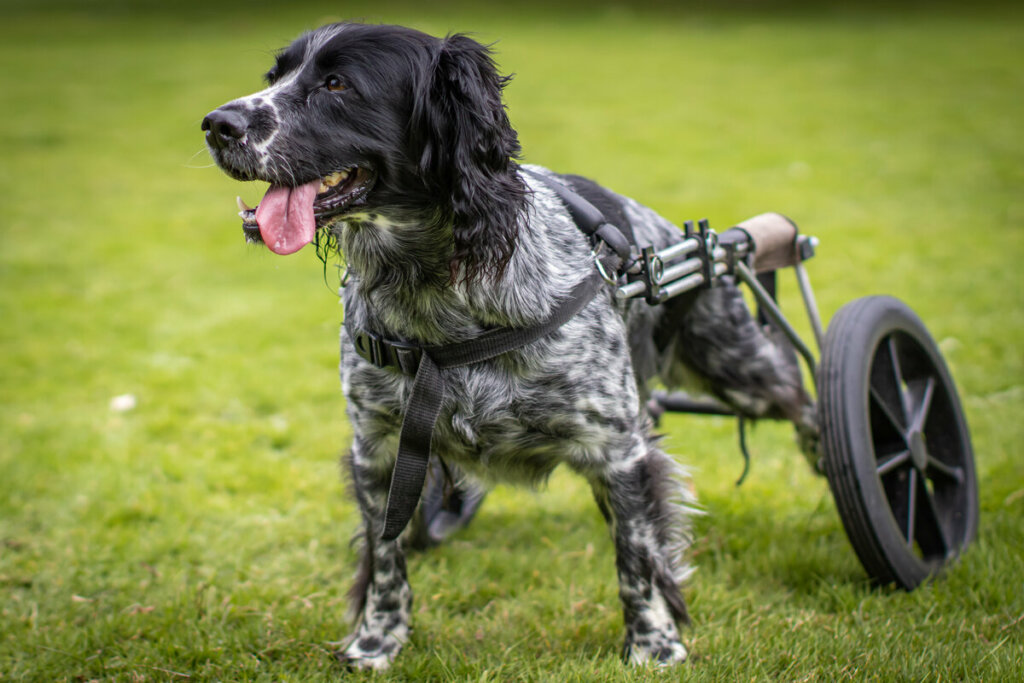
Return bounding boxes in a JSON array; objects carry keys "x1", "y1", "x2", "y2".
[
  {"x1": 314, "y1": 167, "x2": 375, "y2": 218},
  {"x1": 239, "y1": 166, "x2": 375, "y2": 254}
]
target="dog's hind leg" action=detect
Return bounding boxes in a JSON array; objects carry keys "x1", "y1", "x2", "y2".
[
  {"x1": 340, "y1": 441, "x2": 413, "y2": 672},
  {"x1": 663, "y1": 280, "x2": 820, "y2": 463},
  {"x1": 587, "y1": 434, "x2": 695, "y2": 666}
]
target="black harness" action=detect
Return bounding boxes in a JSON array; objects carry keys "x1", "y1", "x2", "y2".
[{"x1": 345, "y1": 171, "x2": 633, "y2": 541}]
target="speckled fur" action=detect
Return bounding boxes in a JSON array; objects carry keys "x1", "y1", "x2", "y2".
[{"x1": 204, "y1": 22, "x2": 815, "y2": 671}]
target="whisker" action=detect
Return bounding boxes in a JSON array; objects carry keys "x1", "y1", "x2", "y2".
[
  {"x1": 184, "y1": 146, "x2": 217, "y2": 169},
  {"x1": 283, "y1": 158, "x2": 299, "y2": 187}
]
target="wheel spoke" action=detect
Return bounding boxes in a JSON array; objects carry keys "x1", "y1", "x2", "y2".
[
  {"x1": 877, "y1": 449, "x2": 912, "y2": 476},
  {"x1": 906, "y1": 376, "x2": 936, "y2": 434},
  {"x1": 913, "y1": 474, "x2": 951, "y2": 558},
  {"x1": 869, "y1": 335, "x2": 908, "y2": 431},
  {"x1": 870, "y1": 387, "x2": 907, "y2": 436},
  {"x1": 926, "y1": 455, "x2": 965, "y2": 483},
  {"x1": 905, "y1": 469, "x2": 918, "y2": 547},
  {"x1": 887, "y1": 336, "x2": 911, "y2": 418}
]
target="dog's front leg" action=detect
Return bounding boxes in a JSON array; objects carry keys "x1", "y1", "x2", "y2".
[
  {"x1": 341, "y1": 441, "x2": 412, "y2": 671},
  {"x1": 589, "y1": 438, "x2": 693, "y2": 666}
]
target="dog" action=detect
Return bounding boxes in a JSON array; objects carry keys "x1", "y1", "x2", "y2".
[{"x1": 202, "y1": 22, "x2": 816, "y2": 670}]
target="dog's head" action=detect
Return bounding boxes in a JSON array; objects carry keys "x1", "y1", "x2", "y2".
[{"x1": 203, "y1": 23, "x2": 526, "y2": 280}]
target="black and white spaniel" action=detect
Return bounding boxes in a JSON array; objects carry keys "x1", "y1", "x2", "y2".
[{"x1": 203, "y1": 22, "x2": 815, "y2": 670}]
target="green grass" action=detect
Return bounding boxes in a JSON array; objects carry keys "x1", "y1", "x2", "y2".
[{"x1": 2, "y1": 1, "x2": 1022, "y2": 680}]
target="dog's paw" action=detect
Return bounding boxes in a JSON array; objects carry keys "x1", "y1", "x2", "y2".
[
  {"x1": 622, "y1": 618, "x2": 688, "y2": 667},
  {"x1": 795, "y1": 403, "x2": 824, "y2": 474},
  {"x1": 625, "y1": 638, "x2": 688, "y2": 667},
  {"x1": 342, "y1": 650, "x2": 396, "y2": 672},
  {"x1": 337, "y1": 631, "x2": 406, "y2": 672}
]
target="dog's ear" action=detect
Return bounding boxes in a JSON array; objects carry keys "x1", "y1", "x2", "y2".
[{"x1": 411, "y1": 34, "x2": 526, "y2": 282}]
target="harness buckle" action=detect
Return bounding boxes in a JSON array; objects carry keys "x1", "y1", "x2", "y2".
[{"x1": 352, "y1": 330, "x2": 423, "y2": 376}]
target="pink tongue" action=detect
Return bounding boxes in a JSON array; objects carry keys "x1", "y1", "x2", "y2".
[{"x1": 255, "y1": 181, "x2": 320, "y2": 255}]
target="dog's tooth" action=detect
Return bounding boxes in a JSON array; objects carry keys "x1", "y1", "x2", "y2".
[
  {"x1": 237, "y1": 196, "x2": 257, "y2": 222},
  {"x1": 321, "y1": 170, "x2": 351, "y2": 189}
]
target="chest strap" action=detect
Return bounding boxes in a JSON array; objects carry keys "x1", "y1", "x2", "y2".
[{"x1": 348, "y1": 271, "x2": 605, "y2": 541}]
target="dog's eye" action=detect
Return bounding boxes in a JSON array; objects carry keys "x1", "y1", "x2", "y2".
[{"x1": 325, "y1": 76, "x2": 346, "y2": 92}]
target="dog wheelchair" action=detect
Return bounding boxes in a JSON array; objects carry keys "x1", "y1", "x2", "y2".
[
  {"x1": 636, "y1": 213, "x2": 978, "y2": 590},
  {"x1": 413, "y1": 210, "x2": 978, "y2": 591}
]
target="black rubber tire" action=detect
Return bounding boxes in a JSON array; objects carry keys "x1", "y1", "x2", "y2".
[{"x1": 818, "y1": 296, "x2": 978, "y2": 590}]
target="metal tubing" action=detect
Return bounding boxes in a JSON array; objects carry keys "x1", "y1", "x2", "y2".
[
  {"x1": 651, "y1": 391, "x2": 735, "y2": 416},
  {"x1": 656, "y1": 257, "x2": 702, "y2": 284},
  {"x1": 616, "y1": 239, "x2": 699, "y2": 301},
  {"x1": 616, "y1": 245, "x2": 729, "y2": 301},
  {"x1": 615, "y1": 279, "x2": 648, "y2": 300},
  {"x1": 660, "y1": 262, "x2": 728, "y2": 299},
  {"x1": 793, "y1": 259, "x2": 824, "y2": 352},
  {"x1": 654, "y1": 237, "x2": 700, "y2": 263},
  {"x1": 734, "y1": 261, "x2": 817, "y2": 376},
  {"x1": 659, "y1": 271, "x2": 706, "y2": 299},
  {"x1": 655, "y1": 245, "x2": 729, "y2": 286}
]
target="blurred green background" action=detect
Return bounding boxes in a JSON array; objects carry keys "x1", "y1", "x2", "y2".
[{"x1": 1, "y1": 1, "x2": 1021, "y2": 680}]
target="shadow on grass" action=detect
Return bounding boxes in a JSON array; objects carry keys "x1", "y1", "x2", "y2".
[{"x1": 410, "y1": 488, "x2": 871, "y2": 608}]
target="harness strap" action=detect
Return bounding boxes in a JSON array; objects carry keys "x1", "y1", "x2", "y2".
[
  {"x1": 382, "y1": 352, "x2": 445, "y2": 540},
  {"x1": 522, "y1": 169, "x2": 635, "y2": 272},
  {"x1": 349, "y1": 272, "x2": 606, "y2": 541}
]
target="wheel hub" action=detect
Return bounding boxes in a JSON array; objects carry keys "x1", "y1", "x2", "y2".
[{"x1": 908, "y1": 430, "x2": 929, "y2": 472}]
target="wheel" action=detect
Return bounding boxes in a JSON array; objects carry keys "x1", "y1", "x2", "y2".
[
  {"x1": 405, "y1": 457, "x2": 486, "y2": 551},
  {"x1": 818, "y1": 296, "x2": 978, "y2": 589}
]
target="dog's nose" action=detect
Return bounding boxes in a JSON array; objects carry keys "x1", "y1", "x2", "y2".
[{"x1": 202, "y1": 108, "x2": 248, "y2": 149}]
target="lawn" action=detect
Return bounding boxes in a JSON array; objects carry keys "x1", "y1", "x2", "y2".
[{"x1": 1, "y1": 0, "x2": 1022, "y2": 680}]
